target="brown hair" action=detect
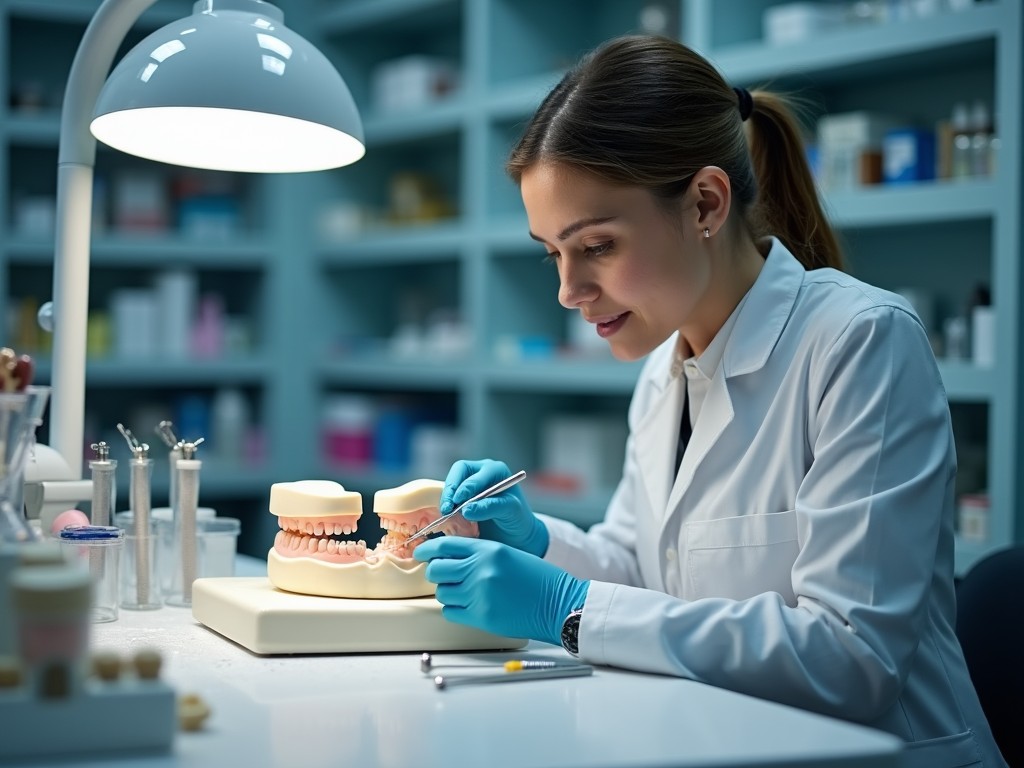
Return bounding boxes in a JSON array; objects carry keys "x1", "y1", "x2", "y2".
[{"x1": 506, "y1": 35, "x2": 843, "y2": 271}]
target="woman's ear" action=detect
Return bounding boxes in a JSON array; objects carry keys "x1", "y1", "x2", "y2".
[{"x1": 690, "y1": 166, "x2": 732, "y2": 238}]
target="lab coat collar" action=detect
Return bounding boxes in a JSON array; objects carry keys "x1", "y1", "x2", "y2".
[
  {"x1": 722, "y1": 237, "x2": 804, "y2": 378},
  {"x1": 634, "y1": 237, "x2": 805, "y2": 519}
]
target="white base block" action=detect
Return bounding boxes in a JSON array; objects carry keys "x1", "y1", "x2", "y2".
[
  {"x1": 192, "y1": 577, "x2": 528, "y2": 655},
  {"x1": 0, "y1": 679, "x2": 175, "y2": 759}
]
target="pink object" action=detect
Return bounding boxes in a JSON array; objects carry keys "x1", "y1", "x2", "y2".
[
  {"x1": 191, "y1": 294, "x2": 225, "y2": 359},
  {"x1": 50, "y1": 509, "x2": 90, "y2": 536}
]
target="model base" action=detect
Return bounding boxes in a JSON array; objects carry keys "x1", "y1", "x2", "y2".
[{"x1": 192, "y1": 576, "x2": 528, "y2": 655}]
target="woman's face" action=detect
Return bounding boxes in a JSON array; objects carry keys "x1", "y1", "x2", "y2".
[{"x1": 521, "y1": 163, "x2": 711, "y2": 361}]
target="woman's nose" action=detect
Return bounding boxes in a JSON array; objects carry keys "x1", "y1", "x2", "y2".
[{"x1": 558, "y1": 262, "x2": 598, "y2": 309}]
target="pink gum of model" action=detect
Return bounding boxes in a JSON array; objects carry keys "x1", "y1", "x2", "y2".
[{"x1": 269, "y1": 479, "x2": 479, "y2": 566}]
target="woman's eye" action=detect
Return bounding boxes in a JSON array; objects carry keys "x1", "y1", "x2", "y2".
[
  {"x1": 542, "y1": 251, "x2": 559, "y2": 265},
  {"x1": 584, "y1": 241, "x2": 613, "y2": 257}
]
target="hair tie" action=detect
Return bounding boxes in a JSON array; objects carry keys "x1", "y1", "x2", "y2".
[{"x1": 733, "y1": 86, "x2": 753, "y2": 122}]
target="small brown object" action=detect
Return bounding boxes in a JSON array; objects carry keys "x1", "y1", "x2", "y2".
[
  {"x1": 178, "y1": 693, "x2": 211, "y2": 731},
  {"x1": 133, "y1": 648, "x2": 162, "y2": 680},
  {"x1": 0, "y1": 658, "x2": 23, "y2": 688},
  {"x1": 92, "y1": 651, "x2": 123, "y2": 682}
]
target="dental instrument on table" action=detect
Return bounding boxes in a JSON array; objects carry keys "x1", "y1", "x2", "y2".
[
  {"x1": 432, "y1": 662, "x2": 593, "y2": 690},
  {"x1": 404, "y1": 469, "x2": 527, "y2": 546},
  {"x1": 419, "y1": 651, "x2": 578, "y2": 673}
]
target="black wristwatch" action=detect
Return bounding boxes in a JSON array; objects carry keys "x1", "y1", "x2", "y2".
[{"x1": 560, "y1": 608, "x2": 584, "y2": 656}]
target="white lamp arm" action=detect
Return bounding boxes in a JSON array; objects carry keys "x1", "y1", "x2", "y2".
[{"x1": 51, "y1": 0, "x2": 157, "y2": 477}]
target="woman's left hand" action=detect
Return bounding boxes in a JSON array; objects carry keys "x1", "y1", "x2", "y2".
[{"x1": 414, "y1": 537, "x2": 589, "y2": 645}]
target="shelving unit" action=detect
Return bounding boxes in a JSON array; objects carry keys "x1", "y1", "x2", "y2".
[
  {"x1": 1, "y1": 0, "x2": 1019, "y2": 570},
  {"x1": 302, "y1": 0, "x2": 1022, "y2": 573},
  {"x1": 0, "y1": 0, "x2": 286, "y2": 555}
]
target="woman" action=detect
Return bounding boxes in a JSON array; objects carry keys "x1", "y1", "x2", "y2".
[{"x1": 413, "y1": 35, "x2": 1005, "y2": 767}]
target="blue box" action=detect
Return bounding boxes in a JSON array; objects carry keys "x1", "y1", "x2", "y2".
[{"x1": 883, "y1": 129, "x2": 936, "y2": 183}]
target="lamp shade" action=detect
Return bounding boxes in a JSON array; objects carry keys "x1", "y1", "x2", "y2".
[{"x1": 90, "y1": 0, "x2": 364, "y2": 173}]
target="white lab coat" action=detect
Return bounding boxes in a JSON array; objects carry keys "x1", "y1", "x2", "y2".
[{"x1": 541, "y1": 238, "x2": 1006, "y2": 768}]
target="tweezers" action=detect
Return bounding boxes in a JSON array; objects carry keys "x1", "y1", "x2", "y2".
[{"x1": 404, "y1": 469, "x2": 527, "y2": 545}]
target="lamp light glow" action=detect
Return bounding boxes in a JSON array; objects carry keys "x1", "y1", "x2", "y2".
[{"x1": 91, "y1": 107, "x2": 365, "y2": 172}]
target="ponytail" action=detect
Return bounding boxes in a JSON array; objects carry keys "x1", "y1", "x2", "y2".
[{"x1": 745, "y1": 91, "x2": 844, "y2": 271}]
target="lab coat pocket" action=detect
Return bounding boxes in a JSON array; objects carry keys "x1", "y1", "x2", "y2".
[
  {"x1": 901, "y1": 729, "x2": 982, "y2": 768},
  {"x1": 684, "y1": 511, "x2": 799, "y2": 604}
]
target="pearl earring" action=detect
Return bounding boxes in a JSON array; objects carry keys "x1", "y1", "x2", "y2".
[{"x1": 702, "y1": 227, "x2": 711, "y2": 239}]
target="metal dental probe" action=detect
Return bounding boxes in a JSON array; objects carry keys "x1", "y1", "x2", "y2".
[
  {"x1": 433, "y1": 663, "x2": 594, "y2": 690},
  {"x1": 404, "y1": 470, "x2": 527, "y2": 546},
  {"x1": 420, "y1": 652, "x2": 572, "y2": 674}
]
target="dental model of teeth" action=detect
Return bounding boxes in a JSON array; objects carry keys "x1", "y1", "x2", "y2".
[{"x1": 266, "y1": 478, "x2": 478, "y2": 599}]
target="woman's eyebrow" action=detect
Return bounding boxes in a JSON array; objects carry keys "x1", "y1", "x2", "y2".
[{"x1": 529, "y1": 216, "x2": 617, "y2": 243}]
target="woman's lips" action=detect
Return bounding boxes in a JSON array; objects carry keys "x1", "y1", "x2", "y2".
[{"x1": 594, "y1": 312, "x2": 628, "y2": 338}]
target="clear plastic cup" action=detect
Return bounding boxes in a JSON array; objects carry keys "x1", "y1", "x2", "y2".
[
  {"x1": 58, "y1": 525, "x2": 124, "y2": 623},
  {"x1": 120, "y1": 529, "x2": 161, "y2": 610}
]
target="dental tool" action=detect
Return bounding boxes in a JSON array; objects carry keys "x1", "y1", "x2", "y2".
[
  {"x1": 433, "y1": 663, "x2": 593, "y2": 690},
  {"x1": 118, "y1": 424, "x2": 156, "y2": 609},
  {"x1": 420, "y1": 652, "x2": 576, "y2": 674},
  {"x1": 404, "y1": 470, "x2": 527, "y2": 546}
]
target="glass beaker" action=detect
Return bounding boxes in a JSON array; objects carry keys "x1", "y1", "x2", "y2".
[{"x1": 0, "y1": 386, "x2": 51, "y2": 544}]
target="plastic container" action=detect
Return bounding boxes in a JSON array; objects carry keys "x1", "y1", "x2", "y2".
[
  {"x1": 115, "y1": 507, "x2": 217, "y2": 597},
  {"x1": 197, "y1": 517, "x2": 241, "y2": 578},
  {"x1": 120, "y1": 528, "x2": 161, "y2": 611},
  {"x1": 58, "y1": 526, "x2": 124, "y2": 623}
]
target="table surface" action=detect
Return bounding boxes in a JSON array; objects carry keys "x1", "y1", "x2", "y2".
[{"x1": 28, "y1": 556, "x2": 905, "y2": 768}]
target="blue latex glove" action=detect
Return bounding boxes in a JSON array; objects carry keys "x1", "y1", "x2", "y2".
[
  {"x1": 442, "y1": 459, "x2": 549, "y2": 557},
  {"x1": 415, "y1": 537, "x2": 589, "y2": 646}
]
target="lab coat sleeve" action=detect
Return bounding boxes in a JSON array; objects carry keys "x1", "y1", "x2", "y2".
[{"x1": 578, "y1": 306, "x2": 953, "y2": 723}]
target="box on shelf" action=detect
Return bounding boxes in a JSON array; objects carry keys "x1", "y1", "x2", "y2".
[
  {"x1": 883, "y1": 128, "x2": 936, "y2": 183},
  {"x1": 763, "y1": 2, "x2": 847, "y2": 45},
  {"x1": 371, "y1": 55, "x2": 459, "y2": 114},
  {"x1": 541, "y1": 415, "x2": 627, "y2": 494},
  {"x1": 817, "y1": 111, "x2": 901, "y2": 190}
]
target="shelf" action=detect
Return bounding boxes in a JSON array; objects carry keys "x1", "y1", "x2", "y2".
[
  {"x1": 117, "y1": 465, "x2": 274, "y2": 500},
  {"x1": 318, "y1": 0, "x2": 458, "y2": 34},
  {"x1": 5, "y1": 235, "x2": 271, "y2": 268},
  {"x1": 707, "y1": 4, "x2": 1000, "y2": 85},
  {"x1": 362, "y1": 99, "x2": 467, "y2": 145},
  {"x1": 4, "y1": 0, "x2": 192, "y2": 24},
  {"x1": 3, "y1": 111, "x2": 60, "y2": 144},
  {"x1": 825, "y1": 179, "x2": 997, "y2": 229},
  {"x1": 321, "y1": 358, "x2": 468, "y2": 390},
  {"x1": 484, "y1": 360, "x2": 642, "y2": 395},
  {"x1": 34, "y1": 357, "x2": 271, "y2": 387},
  {"x1": 486, "y1": 71, "x2": 565, "y2": 120},
  {"x1": 937, "y1": 360, "x2": 994, "y2": 403},
  {"x1": 318, "y1": 221, "x2": 467, "y2": 263}
]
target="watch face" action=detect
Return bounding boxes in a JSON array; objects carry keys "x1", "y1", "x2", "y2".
[{"x1": 561, "y1": 609, "x2": 583, "y2": 655}]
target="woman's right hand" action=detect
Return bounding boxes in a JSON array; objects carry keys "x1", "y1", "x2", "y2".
[{"x1": 441, "y1": 459, "x2": 550, "y2": 558}]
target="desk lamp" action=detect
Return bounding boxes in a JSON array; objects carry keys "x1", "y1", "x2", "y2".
[{"x1": 37, "y1": 0, "x2": 364, "y2": 510}]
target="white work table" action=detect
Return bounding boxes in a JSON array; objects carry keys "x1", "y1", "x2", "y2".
[{"x1": 47, "y1": 557, "x2": 904, "y2": 768}]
